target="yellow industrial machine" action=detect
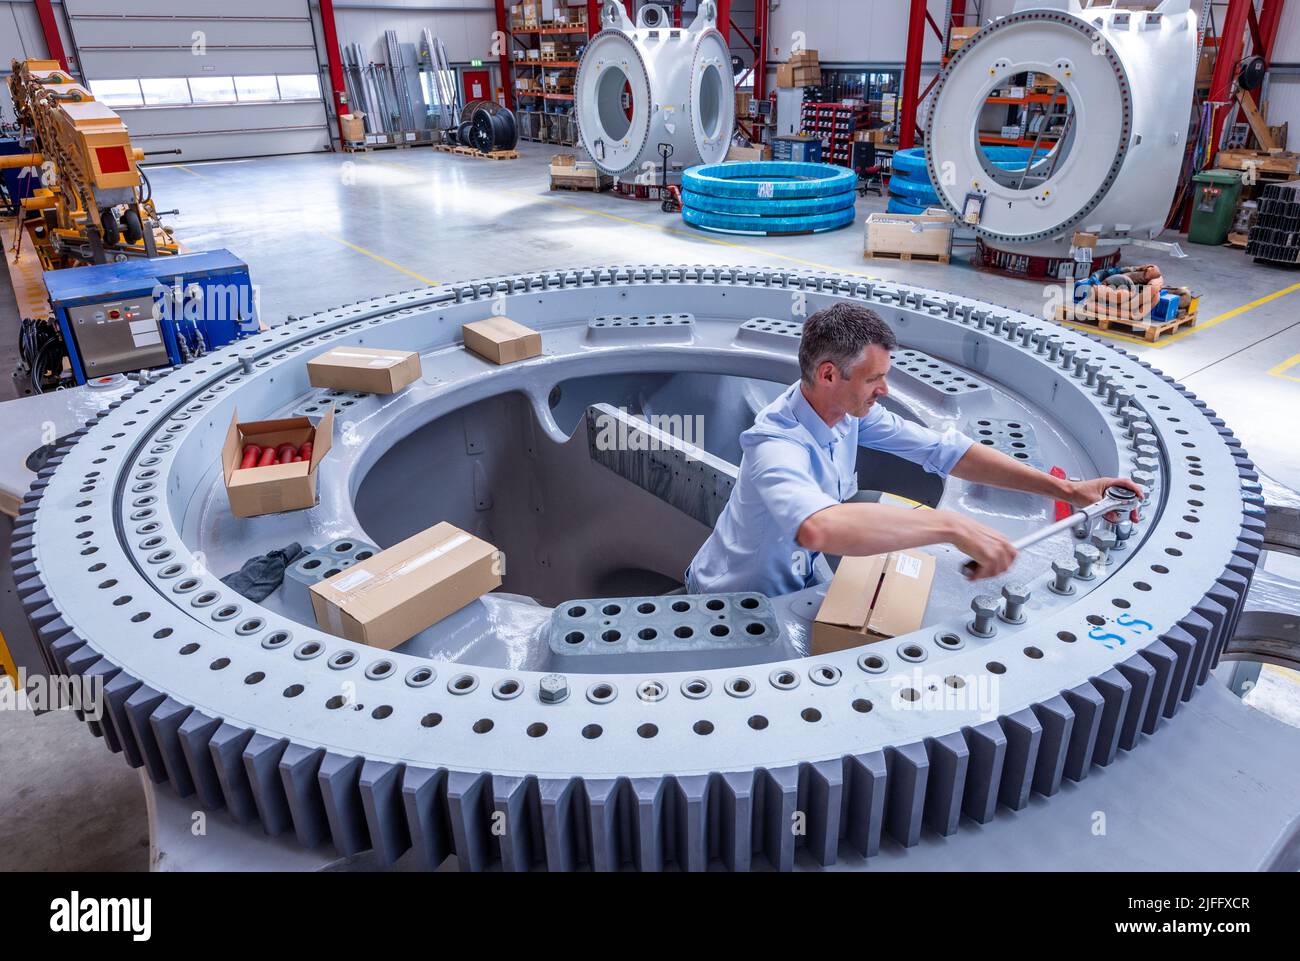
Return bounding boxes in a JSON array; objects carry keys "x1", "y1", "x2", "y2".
[{"x1": 2, "y1": 58, "x2": 178, "y2": 269}]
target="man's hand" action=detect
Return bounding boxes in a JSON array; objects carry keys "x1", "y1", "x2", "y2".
[
  {"x1": 1063, "y1": 476, "x2": 1144, "y2": 522},
  {"x1": 942, "y1": 511, "x2": 1018, "y2": 580}
]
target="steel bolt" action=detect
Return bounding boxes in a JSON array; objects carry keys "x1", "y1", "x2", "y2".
[
  {"x1": 1112, "y1": 519, "x2": 1133, "y2": 552},
  {"x1": 1135, "y1": 443, "x2": 1159, "y2": 461},
  {"x1": 1091, "y1": 528, "x2": 1117, "y2": 563},
  {"x1": 1113, "y1": 389, "x2": 1133, "y2": 411},
  {"x1": 1095, "y1": 372, "x2": 1111, "y2": 397},
  {"x1": 1074, "y1": 355, "x2": 1088, "y2": 378},
  {"x1": 1020, "y1": 327, "x2": 1035, "y2": 348},
  {"x1": 968, "y1": 595, "x2": 999, "y2": 638},
  {"x1": 1049, "y1": 557, "x2": 1079, "y2": 595},
  {"x1": 1084, "y1": 361, "x2": 1101, "y2": 387},
  {"x1": 960, "y1": 305, "x2": 974, "y2": 324},
  {"x1": 1132, "y1": 469, "x2": 1156, "y2": 490},
  {"x1": 975, "y1": 310, "x2": 989, "y2": 329},
  {"x1": 999, "y1": 583, "x2": 1031, "y2": 624},
  {"x1": 538, "y1": 673, "x2": 569, "y2": 703},
  {"x1": 1075, "y1": 543, "x2": 1101, "y2": 580},
  {"x1": 1005, "y1": 319, "x2": 1021, "y2": 340},
  {"x1": 1047, "y1": 337, "x2": 1063, "y2": 363},
  {"x1": 240, "y1": 357, "x2": 254, "y2": 375},
  {"x1": 1119, "y1": 405, "x2": 1143, "y2": 428},
  {"x1": 1134, "y1": 455, "x2": 1159, "y2": 474},
  {"x1": 1127, "y1": 419, "x2": 1152, "y2": 440},
  {"x1": 1034, "y1": 331, "x2": 1049, "y2": 354},
  {"x1": 1105, "y1": 381, "x2": 1121, "y2": 407},
  {"x1": 1060, "y1": 346, "x2": 1077, "y2": 370},
  {"x1": 1132, "y1": 432, "x2": 1157, "y2": 452}
]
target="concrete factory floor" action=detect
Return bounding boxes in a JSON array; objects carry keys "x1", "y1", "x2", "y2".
[{"x1": 2, "y1": 141, "x2": 1299, "y2": 872}]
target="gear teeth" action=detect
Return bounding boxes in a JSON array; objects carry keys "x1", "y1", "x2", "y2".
[
  {"x1": 1061, "y1": 684, "x2": 1104, "y2": 782},
  {"x1": 148, "y1": 697, "x2": 196, "y2": 797},
  {"x1": 445, "y1": 770, "x2": 493, "y2": 870},
  {"x1": 674, "y1": 774, "x2": 712, "y2": 871},
  {"x1": 103, "y1": 670, "x2": 145, "y2": 768},
  {"x1": 996, "y1": 709, "x2": 1041, "y2": 811},
  {"x1": 801, "y1": 760, "x2": 844, "y2": 866},
  {"x1": 25, "y1": 597, "x2": 56, "y2": 624},
  {"x1": 177, "y1": 710, "x2": 225, "y2": 809},
  {"x1": 280, "y1": 743, "x2": 330, "y2": 848},
  {"x1": 209, "y1": 723, "x2": 258, "y2": 824},
  {"x1": 242, "y1": 734, "x2": 292, "y2": 835},
  {"x1": 884, "y1": 741, "x2": 928, "y2": 846},
  {"x1": 1156, "y1": 627, "x2": 1195, "y2": 718},
  {"x1": 1137, "y1": 641, "x2": 1177, "y2": 735},
  {"x1": 491, "y1": 774, "x2": 537, "y2": 872},
  {"x1": 757, "y1": 766, "x2": 799, "y2": 870},
  {"x1": 1115, "y1": 656, "x2": 1156, "y2": 751},
  {"x1": 15, "y1": 574, "x2": 44, "y2": 600},
  {"x1": 1178, "y1": 610, "x2": 1215, "y2": 698},
  {"x1": 358, "y1": 760, "x2": 411, "y2": 865},
  {"x1": 959, "y1": 722, "x2": 1005, "y2": 822},
  {"x1": 120, "y1": 684, "x2": 169, "y2": 783},
  {"x1": 630, "y1": 777, "x2": 667, "y2": 871},
  {"x1": 540, "y1": 775, "x2": 583, "y2": 871},
  {"x1": 1030, "y1": 696, "x2": 1074, "y2": 798},
  {"x1": 921, "y1": 733, "x2": 967, "y2": 837},
  {"x1": 78, "y1": 654, "x2": 122, "y2": 750},
  {"x1": 401, "y1": 765, "x2": 451, "y2": 869},
  {"x1": 582, "y1": 778, "x2": 625, "y2": 871},
  {"x1": 318, "y1": 752, "x2": 370, "y2": 857},
  {"x1": 1193, "y1": 595, "x2": 1229, "y2": 685},
  {"x1": 718, "y1": 770, "x2": 754, "y2": 871}
]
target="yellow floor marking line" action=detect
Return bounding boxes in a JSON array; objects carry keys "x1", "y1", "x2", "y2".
[
  {"x1": 321, "y1": 233, "x2": 439, "y2": 287},
  {"x1": 1267, "y1": 351, "x2": 1300, "y2": 383}
]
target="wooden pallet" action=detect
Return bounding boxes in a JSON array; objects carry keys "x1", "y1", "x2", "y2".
[
  {"x1": 432, "y1": 145, "x2": 520, "y2": 160},
  {"x1": 1055, "y1": 303, "x2": 1198, "y2": 342},
  {"x1": 550, "y1": 176, "x2": 612, "y2": 192},
  {"x1": 864, "y1": 249, "x2": 950, "y2": 264}
]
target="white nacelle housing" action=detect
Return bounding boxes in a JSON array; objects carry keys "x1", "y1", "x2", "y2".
[{"x1": 575, "y1": 1, "x2": 734, "y2": 178}]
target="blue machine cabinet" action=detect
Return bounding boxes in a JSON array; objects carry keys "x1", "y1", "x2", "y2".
[{"x1": 43, "y1": 249, "x2": 258, "y2": 384}]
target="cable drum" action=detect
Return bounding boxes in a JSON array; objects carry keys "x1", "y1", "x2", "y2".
[
  {"x1": 469, "y1": 105, "x2": 519, "y2": 154},
  {"x1": 681, "y1": 204, "x2": 856, "y2": 236}
]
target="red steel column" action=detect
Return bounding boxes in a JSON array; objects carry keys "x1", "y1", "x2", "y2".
[
  {"x1": 754, "y1": 0, "x2": 768, "y2": 101},
  {"x1": 1206, "y1": 0, "x2": 1253, "y2": 164},
  {"x1": 588, "y1": 0, "x2": 602, "y2": 37},
  {"x1": 318, "y1": 0, "x2": 350, "y2": 144},
  {"x1": 495, "y1": 0, "x2": 514, "y2": 109},
  {"x1": 1258, "y1": 0, "x2": 1286, "y2": 63},
  {"x1": 899, "y1": 0, "x2": 929, "y2": 149},
  {"x1": 34, "y1": 0, "x2": 69, "y2": 71}
]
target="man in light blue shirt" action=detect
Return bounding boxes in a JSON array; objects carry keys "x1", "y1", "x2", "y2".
[{"x1": 687, "y1": 301, "x2": 1140, "y2": 596}]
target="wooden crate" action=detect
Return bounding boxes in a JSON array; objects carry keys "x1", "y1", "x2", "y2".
[
  {"x1": 864, "y1": 209, "x2": 954, "y2": 262},
  {"x1": 1216, "y1": 149, "x2": 1300, "y2": 176}
]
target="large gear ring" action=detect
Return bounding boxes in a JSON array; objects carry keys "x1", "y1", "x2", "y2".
[{"x1": 13, "y1": 265, "x2": 1263, "y2": 871}]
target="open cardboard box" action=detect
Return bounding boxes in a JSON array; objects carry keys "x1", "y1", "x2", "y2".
[
  {"x1": 222, "y1": 406, "x2": 332, "y2": 518},
  {"x1": 462, "y1": 316, "x2": 542, "y2": 365},
  {"x1": 306, "y1": 345, "x2": 422, "y2": 394},
  {"x1": 310, "y1": 521, "x2": 501, "y2": 649},
  {"x1": 812, "y1": 549, "x2": 936, "y2": 655}
]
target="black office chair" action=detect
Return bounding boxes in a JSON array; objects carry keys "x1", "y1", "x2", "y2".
[{"x1": 854, "y1": 141, "x2": 884, "y2": 197}]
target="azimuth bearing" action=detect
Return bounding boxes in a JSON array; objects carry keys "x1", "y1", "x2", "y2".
[{"x1": 13, "y1": 265, "x2": 1262, "y2": 871}]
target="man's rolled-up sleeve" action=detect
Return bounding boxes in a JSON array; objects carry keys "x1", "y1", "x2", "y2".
[
  {"x1": 749, "y1": 437, "x2": 839, "y2": 536},
  {"x1": 857, "y1": 405, "x2": 974, "y2": 476}
]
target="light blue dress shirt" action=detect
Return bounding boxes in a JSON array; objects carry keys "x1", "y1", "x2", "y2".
[{"x1": 686, "y1": 381, "x2": 974, "y2": 597}]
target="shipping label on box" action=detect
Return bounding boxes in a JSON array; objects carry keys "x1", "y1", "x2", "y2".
[
  {"x1": 812, "y1": 549, "x2": 936, "y2": 654},
  {"x1": 307, "y1": 346, "x2": 422, "y2": 394},
  {"x1": 222, "y1": 406, "x2": 333, "y2": 518},
  {"x1": 310, "y1": 522, "x2": 501, "y2": 649},
  {"x1": 462, "y1": 316, "x2": 543, "y2": 365}
]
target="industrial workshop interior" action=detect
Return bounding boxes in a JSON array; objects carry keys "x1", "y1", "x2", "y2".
[{"x1": 2, "y1": 0, "x2": 1300, "y2": 911}]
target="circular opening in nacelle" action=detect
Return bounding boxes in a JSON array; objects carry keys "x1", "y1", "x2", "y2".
[
  {"x1": 699, "y1": 64, "x2": 723, "y2": 140},
  {"x1": 597, "y1": 66, "x2": 633, "y2": 141},
  {"x1": 973, "y1": 71, "x2": 1076, "y2": 191}
]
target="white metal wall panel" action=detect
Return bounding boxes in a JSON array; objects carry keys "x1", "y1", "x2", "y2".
[
  {"x1": 1, "y1": 1, "x2": 49, "y2": 121},
  {"x1": 333, "y1": 0, "x2": 495, "y2": 63},
  {"x1": 64, "y1": 0, "x2": 328, "y2": 160},
  {"x1": 766, "y1": 0, "x2": 948, "y2": 64}
]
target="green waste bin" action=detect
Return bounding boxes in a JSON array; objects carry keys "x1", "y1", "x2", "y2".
[{"x1": 1189, "y1": 168, "x2": 1244, "y2": 245}]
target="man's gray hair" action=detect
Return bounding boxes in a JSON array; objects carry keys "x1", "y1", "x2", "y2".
[{"x1": 798, "y1": 301, "x2": 898, "y2": 384}]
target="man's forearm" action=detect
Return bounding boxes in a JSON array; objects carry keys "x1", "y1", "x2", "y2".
[
  {"x1": 798, "y1": 502, "x2": 957, "y2": 556},
  {"x1": 949, "y1": 442, "x2": 1072, "y2": 500}
]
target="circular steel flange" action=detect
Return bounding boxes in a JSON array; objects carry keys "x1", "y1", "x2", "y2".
[{"x1": 13, "y1": 264, "x2": 1263, "y2": 871}]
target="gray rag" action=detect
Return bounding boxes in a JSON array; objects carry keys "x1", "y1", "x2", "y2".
[{"x1": 221, "y1": 542, "x2": 306, "y2": 602}]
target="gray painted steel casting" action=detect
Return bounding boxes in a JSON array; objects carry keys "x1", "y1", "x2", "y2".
[{"x1": 13, "y1": 264, "x2": 1263, "y2": 871}]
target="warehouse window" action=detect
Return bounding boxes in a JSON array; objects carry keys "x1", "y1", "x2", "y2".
[
  {"x1": 276, "y1": 74, "x2": 321, "y2": 101},
  {"x1": 235, "y1": 76, "x2": 281, "y2": 102},
  {"x1": 140, "y1": 78, "x2": 192, "y2": 106},
  {"x1": 87, "y1": 79, "x2": 143, "y2": 107},
  {"x1": 188, "y1": 76, "x2": 238, "y2": 104}
]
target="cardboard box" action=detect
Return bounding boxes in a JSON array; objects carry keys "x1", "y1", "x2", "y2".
[
  {"x1": 462, "y1": 316, "x2": 542, "y2": 365},
  {"x1": 307, "y1": 346, "x2": 422, "y2": 395},
  {"x1": 726, "y1": 143, "x2": 772, "y2": 161},
  {"x1": 789, "y1": 49, "x2": 819, "y2": 66},
  {"x1": 340, "y1": 113, "x2": 365, "y2": 143},
  {"x1": 812, "y1": 550, "x2": 936, "y2": 654},
  {"x1": 949, "y1": 26, "x2": 979, "y2": 51},
  {"x1": 864, "y1": 209, "x2": 955, "y2": 260},
  {"x1": 222, "y1": 407, "x2": 333, "y2": 518},
  {"x1": 1071, "y1": 231, "x2": 1098, "y2": 250},
  {"x1": 311, "y1": 522, "x2": 501, "y2": 649}
]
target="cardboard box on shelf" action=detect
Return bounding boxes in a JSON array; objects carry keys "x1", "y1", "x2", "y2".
[
  {"x1": 307, "y1": 346, "x2": 422, "y2": 395},
  {"x1": 462, "y1": 316, "x2": 543, "y2": 365},
  {"x1": 310, "y1": 522, "x2": 501, "y2": 649},
  {"x1": 340, "y1": 113, "x2": 365, "y2": 142},
  {"x1": 222, "y1": 407, "x2": 333, "y2": 518},
  {"x1": 948, "y1": 26, "x2": 979, "y2": 51},
  {"x1": 789, "y1": 49, "x2": 819, "y2": 66},
  {"x1": 812, "y1": 550, "x2": 936, "y2": 654}
]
